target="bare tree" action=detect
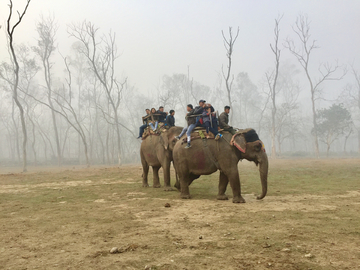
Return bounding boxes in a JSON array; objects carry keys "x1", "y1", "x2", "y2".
[
  {"x1": 266, "y1": 15, "x2": 282, "y2": 159},
  {"x1": 222, "y1": 27, "x2": 239, "y2": 123},
  {"x1": 21, "y1": 56, "x2": 92, "y2": 167},
  {"x1": 351, "y1": 66, "x2": 360, "y2": 153},
  {"x1": 235, "y1": 72, "x2": 260, "y2": 127},
  {"x1": 33, "y1": 14, "x2": 62, "y2": 165},
  {"x1": 285, "y1": 14, "x2": 346, "y2": 157},
  {"x1": 68, "y1": 21, "x2": 126, "y2": 165},
  {"x1": 56, "y1": 56, "x2": 90, "y2": 166},
  {"x1": 17, "y1": 44, "x2": 40, "y2": 165},
  {"x1": 340, "y1": 65, "x2": 360, "y2": 153},
  {"x1": 5, "y1": 0, "x2": 31, "y2": 172},
  {"x1": 274, "y1": 64, "x2": 302, "y2": 155}
]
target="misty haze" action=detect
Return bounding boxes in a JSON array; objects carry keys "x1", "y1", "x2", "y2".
[{"x1": 0, "y1": 1, "x2": 359, "y2": 269}]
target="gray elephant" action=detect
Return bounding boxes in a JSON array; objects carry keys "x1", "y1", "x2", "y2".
[
  {"x1": 173, "y1": 128, "x2": 268, "y2": 203},
  {"x1": 140, "y1": 126, "x2": 183, "y2": 190}
]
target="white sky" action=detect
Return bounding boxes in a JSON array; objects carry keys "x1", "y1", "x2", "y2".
[{"x1": 1, "y1": 0, "x2": 360, "y2": 96}]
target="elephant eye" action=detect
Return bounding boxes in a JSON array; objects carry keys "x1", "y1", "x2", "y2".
[{"x1": 255, "y1": 142, "x2": 262, "y2": 151}]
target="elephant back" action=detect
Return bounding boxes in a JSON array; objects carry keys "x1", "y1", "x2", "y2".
[{"x1": 141, "y1": 122, "x2": 168, "y2": 140}]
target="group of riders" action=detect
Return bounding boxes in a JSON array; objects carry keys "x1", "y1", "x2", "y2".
[{"x1": 138, "y1": 99, "x2": 236, "y2": 149}]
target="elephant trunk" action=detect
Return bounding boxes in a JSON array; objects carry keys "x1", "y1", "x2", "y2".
[{"x1": 256, "y1": 152, "x2": 268, "y2": 200}]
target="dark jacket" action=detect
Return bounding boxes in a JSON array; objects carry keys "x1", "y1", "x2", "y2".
[
  {"x1": 219, "y1": 112, "x2": 231, "y2": 129},
  {"x1": 142, "y1": 113, "x2": 151, "y2": 125},
  {"x1": 202, "y1": 111, "x2": 216, "y2": 123},
  {"x1": 194, "y1": 105, "x2": 214, "y2": 115},
  {"x1": 185, "y1": 109, "x2": 196, "y2": 126},
  {"x1": 154, "y1": 110, "x2": 168, "y2": 122},
  {"x1": 166, "y1": 115, "x2": 175, "y2": 126}
]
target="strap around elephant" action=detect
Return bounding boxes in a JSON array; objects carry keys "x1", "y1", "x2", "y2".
[{"x1": 201, "y1": 138, "x2": 221, "y2": 170}]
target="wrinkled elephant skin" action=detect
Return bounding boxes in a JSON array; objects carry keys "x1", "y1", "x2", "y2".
[
  {"x1": 140, "y1": 126, "x2": 183, "y2": 190},
  {"x1": 173, "y1": 129, "x2": 268, "y2": 203}
]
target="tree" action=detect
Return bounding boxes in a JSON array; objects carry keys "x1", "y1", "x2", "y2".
[
  {"x1": 340, "y1": 65, "x2": 360, "y2": 153},
  {"x1": 314, "y1": 104, "x2": 352, "y2": 156},
  {"x1": 285, "y1": 14, "x2": 346, "y2": 158},
  {"x1": 266, "y1": 15, "x2": 282, "y2": 159},
  {"x1": 158, "y1": 73, "x2": 210, "y2": 119},
  {"x1": 68, "y1": 21, "x2": 126, "y2": 165},
  {"x1": 221, "y1": 27, "x2": 239, "y2": 123},
  {"x1": 17, "y1": 44, "x2": 40, "y2": 165},
  {"x1": 274, "y1": 65, "x2": 302, "y2": 155},
  {"x1": 33, "y1": 14, "x2": 63, "y2": 166},
  {"x1": 4, "y1": 0, "x2": 32, "y2": 172},
  {"x1": 234, "y1": 72, "x2": 260, "y2": 128},
  {"x1": 55, "y1": 56, "x2": 91, "y2": 166}
]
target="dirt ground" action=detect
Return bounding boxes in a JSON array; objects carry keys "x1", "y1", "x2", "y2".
[{"x1": 0, "y1": 159, "x2": 359, "y2": 270}]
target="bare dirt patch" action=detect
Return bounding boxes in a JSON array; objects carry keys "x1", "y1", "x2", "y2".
[{"x1": 0, "y1": 159, "x2": 359, "y2": 269}]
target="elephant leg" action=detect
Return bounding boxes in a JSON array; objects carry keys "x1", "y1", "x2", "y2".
[
  {"x1": 152, "y1": 166, "x2": 161, "y2": 188},
  {"x1": 174, "y1": 173, "x2": 180, "y2": 190},
  {"x1": 172, "y1": 161, "x2": 181, "y2": 190},
  {"x1": 179, "y1": 174, "x2": 191, "y2": 199},
  {"x1": 141, "y1": 154, "x2": 149, "y2": 187},
  {"x1": 227, "y1": 171, "x2": 245, "y2": 203},
  {"x1": 162, "y1": 162, "x2": 173, "y2": 191},
  {"x1": 217, "y1": 171, "x2": 229, "y2": 200}
]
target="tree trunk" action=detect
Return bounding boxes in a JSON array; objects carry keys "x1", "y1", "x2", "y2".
[
  {"x1": 30, "y1": 118, "x2": 37, "y2": 166},
  {"x1": 311, "y1": 90, "x2": 320, "y2": 158},
  {"x1": 271, "y1": 110, "x2": 276, "y2": 158},
  {"x1": 11, "y1": 102, "x2": 21, "y2": 164},
  {"x1": 106, "y1": 127, "x2": 110, "y2": 165},
  {"x1": 6, "y1": 0, "x2": 31, "y2": 172},
  {"x1": 222, "y1": 27, "x2": 239, "y2": 124},
  {"x1": 326, "y1": 144, "x2": 330, "y2": 157},
  {"x1": 114, "y1": 113, "x2": 122, "y2": 166}
]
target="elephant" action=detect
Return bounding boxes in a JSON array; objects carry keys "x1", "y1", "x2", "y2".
[
  {"x1": 172, "y1": 128, "x2": 268, "y2": 203},
  {"x1": 140, "y1": 126, "x2": 183, "y2": 190}
]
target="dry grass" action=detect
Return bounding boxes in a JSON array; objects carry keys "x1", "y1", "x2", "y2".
[{"x1": 0, "y1": 159, "x2": 359, "y2": 269}]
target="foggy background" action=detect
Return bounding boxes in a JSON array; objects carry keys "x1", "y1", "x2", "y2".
[{"x1": 0, "y1": 0, "x2": 359, "y2": 168}]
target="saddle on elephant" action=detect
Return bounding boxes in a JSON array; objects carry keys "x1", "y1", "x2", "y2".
[
  {"x1": 180, "y1": 127, "x2": 265, "y2": 152},
  {"x1": 141, "y1": 122, "x2": 168, "y2": 140},
  {"x1": 180, "y1": 127, "x2": 231, "y2": 144}
]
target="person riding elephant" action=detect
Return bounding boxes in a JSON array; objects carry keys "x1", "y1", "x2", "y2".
[
  {"x1": 193, "y1": 99, "x2": 214, "y2": 125},
  {"x1": 201, "y1": 106, "x2": 222, "y2": 140},
  {"x1": 219, "y1": 106, "x2": 236, "y2": 135},
  {"x1": 173, "y1": 128, "x2": 268, "y2": 203},
  {"x1": 148, "y1": 108, "x2": 158, "y2": 131},
  {"x1": 175, "y1": 104, "x2": 197, "y2": 149},
  {"x1": 140, "y1": 126, "x2": 183, "y2": 190},
  {"x1": 166, "y1": 110, "x2": 175, "y2": 127}
]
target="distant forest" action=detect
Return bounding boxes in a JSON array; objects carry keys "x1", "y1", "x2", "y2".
[{"x1": 1, "y1": 2, "x2": 359, "y2": 171}]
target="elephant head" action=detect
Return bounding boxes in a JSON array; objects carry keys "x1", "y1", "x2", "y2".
[
  {"x1": 231, "y1": 129, "x2": 268, "y2": 200},
  {"x1": 160, "y1": 126, "x2": 183, "y2": 152}
]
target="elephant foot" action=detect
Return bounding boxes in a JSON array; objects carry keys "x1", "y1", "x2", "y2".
[
  {"x1": 174, "y1": 182, "x2": 180, "y2": 190},
  {"x1": 233, "y1": 196, "x2": 246, "y2": 203},
  {"x1": 142, "y1": 183, "x2": 149, "y2": 187},
  {"x1": 153, "y1": 184, "x2": 161, "y2": 188},
  {"x1": 163, "y1": 186, "x2": 173, "y2": 191},
  {"x1": 217, "y1": 194, "x2": 229, "y2": 200},
  {"x1": 180, "y1": 194, "x2": 191, "y2": 199}
]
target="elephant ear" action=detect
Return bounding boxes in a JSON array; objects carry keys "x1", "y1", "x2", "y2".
[
  {"x1": 236, "y1": 134, "x2": 247, "y2": 153},
  {"x1": 161, "y1": 133, "x2": 169, "y2": 150},
  {"x1": 231, "y1": 133, "x2": 246, "y2": 153}
]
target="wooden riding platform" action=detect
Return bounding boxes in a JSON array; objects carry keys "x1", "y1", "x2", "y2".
[
  {"x1": 141, "y1": 122, "x2": 168, "y2": 140},
  {"x1": 180, "y1": 128, "x2": 229, "y2": 144}
]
